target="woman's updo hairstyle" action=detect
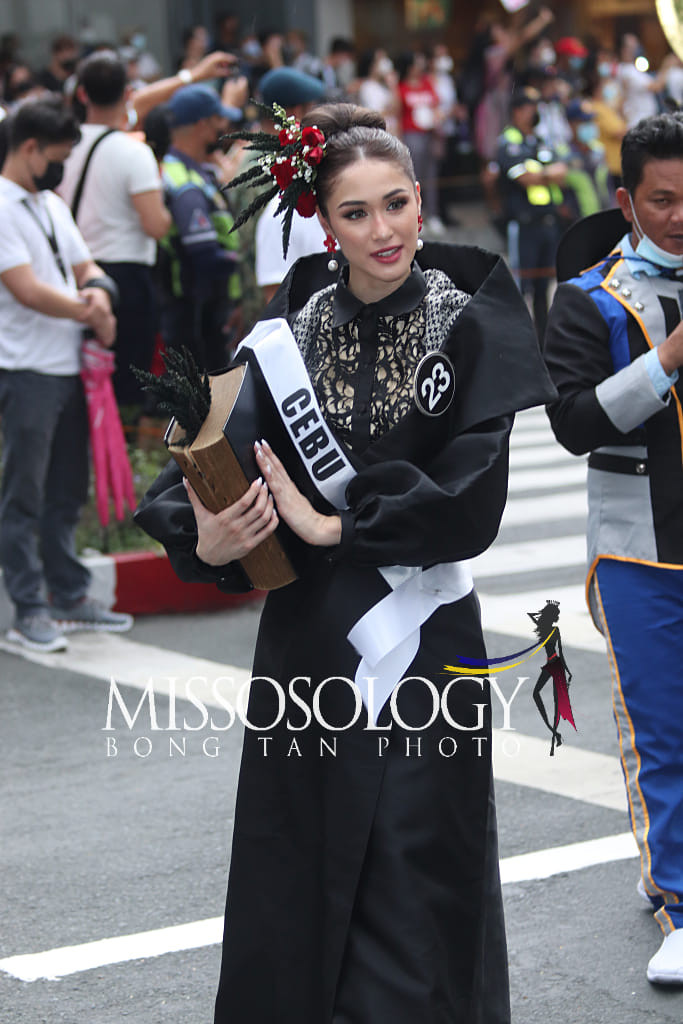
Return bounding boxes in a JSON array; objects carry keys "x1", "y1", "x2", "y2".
[{"x1": 301, "y1": 103, "x2": 416, "y2": 217}]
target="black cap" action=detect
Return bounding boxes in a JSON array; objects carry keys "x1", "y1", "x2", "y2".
[{"x1": 510, "y1": 87, "x2": 540, "y2": 109}]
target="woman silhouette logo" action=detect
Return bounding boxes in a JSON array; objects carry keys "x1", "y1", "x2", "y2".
[{"x1": 528, "y1": 600, "x2": 576, "y2": 756}]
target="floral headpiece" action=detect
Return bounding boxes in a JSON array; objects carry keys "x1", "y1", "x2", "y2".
[{"x1": 224, "y1": 102, "x2": 326, "y2": 257}]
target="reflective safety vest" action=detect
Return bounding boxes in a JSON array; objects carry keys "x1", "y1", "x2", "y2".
[
  {"x1": 501, "y1": 126, "x2": 563, "y2": 209},
  {"x1": 160, "y1": 154, "x2": 241, "y2": 302}
]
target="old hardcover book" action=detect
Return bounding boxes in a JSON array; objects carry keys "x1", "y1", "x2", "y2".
[{"x1": 165, "y1": 364, "x2": 298, "y2": 591}]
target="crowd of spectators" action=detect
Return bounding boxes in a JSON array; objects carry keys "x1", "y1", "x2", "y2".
[
  {"x1": 0, "y1": 13, "x2": 681, "y2": 387},
  {"x1": 0, "y1": 11, "x2": 681, "y2": 650}
]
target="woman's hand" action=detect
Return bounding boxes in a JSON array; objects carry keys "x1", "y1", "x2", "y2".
[
  {"x1": 185, "y1": 476, "x2": 278, "y2": 566},
  {"x1": 255, "y1": 439, "x2": 342, "y2": 547}
]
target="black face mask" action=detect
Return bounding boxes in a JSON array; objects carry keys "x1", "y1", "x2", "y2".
[
  {"x1": 32, "y1": 161, "x2": 64, "y2": 191},
  {"x1": 205, "y1": 133, "x2": 226, "y2": 155}
]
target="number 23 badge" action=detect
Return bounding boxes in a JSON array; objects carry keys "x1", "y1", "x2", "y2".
[{"x1": 413, "y1": 352, "x2": 455, "y2": 417}]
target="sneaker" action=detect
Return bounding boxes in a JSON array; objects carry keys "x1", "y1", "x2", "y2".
[
  {"x1": 6, "y1": 614, "x2": 68, "y2": 652},
  {"x1": 647, "y1": 929, "x2": 683, "y2": 985},
  {"x1": 50, "y1": 597, "x2": 133, "y2": 633}
]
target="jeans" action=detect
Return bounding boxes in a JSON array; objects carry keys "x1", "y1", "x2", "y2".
[{"x1": 0, "y1": 370, "x2": 91, "y2": 617}]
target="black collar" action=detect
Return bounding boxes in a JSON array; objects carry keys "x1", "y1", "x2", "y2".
[{"x1": 331, "y1": 263, "x2": 427, "y2": 328}]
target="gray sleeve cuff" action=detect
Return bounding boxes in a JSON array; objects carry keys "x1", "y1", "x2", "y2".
[{"x1": 595, "y1": 353, "x2": 671, "y2": 433}]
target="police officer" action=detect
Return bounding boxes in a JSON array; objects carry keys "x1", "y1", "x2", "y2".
[
  {"x1": 159, "y1": 84, "x2": 242, "y2": 371},
  {"x1": 496, "y1": 87, "x2": 567, "y2": 338}
]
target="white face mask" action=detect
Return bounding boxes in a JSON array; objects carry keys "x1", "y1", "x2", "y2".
[{"x1": 629, "y1": 193, "x2": 683, "y2": 269}]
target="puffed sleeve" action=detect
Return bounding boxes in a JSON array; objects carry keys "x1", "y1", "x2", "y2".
[
  {"x1": 332, "y1": 414, "x2": 512, "y2": 568},
  {"x1": 544, "y1": 283, "x2": 648, "y2": 454},
  {"x1": 134, "y1": 459, "x2": 253, "y2": 593}
]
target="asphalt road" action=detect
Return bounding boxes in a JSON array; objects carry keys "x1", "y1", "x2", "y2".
[{"x1": 1, "y1": 408, "x2": 681, "y2": 1024}]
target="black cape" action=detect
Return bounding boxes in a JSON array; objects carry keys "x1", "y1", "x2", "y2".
[{"x1": 136, "y1": 243, "x2": 556, "y2": 1024}]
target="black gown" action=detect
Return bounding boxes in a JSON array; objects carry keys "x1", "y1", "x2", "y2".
[{"x1": 136, "y1": 242, "x2": 556, "y2": 1024}]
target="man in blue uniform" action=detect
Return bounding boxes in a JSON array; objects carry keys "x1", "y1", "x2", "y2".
[
  {"x1": 544, "y1": 112, "x2": 683, "y2": 985},
  {"x1": 496, "y1": 87, "x2": 567, "y2": 338},
  {"x1": 159, "y1": 84, "x2": 242, "y2": 371}
]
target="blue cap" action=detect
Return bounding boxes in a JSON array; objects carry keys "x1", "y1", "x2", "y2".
[
  {"x1": 168, "y1": 84, "x2": 241, "y2": 126},
  {"x1": 259, "y1": 67, "x2": 325, "y2": 108},
  {"x1": 565, "y1": 99, "x2": 594, "y2": 122}
]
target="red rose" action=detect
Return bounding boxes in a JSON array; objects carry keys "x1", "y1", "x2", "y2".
[
  {"x1": 295, "y1": 191, "x2": 317, "y2": 217},
  {"x1": 304, "y1": 146, "x2": 324, "y2": 166},
  {"x1": 270, "y1": 159, "x2": 295, "y2": 189},
  {"x1": 278, "y1": 129, "x2": 295, "y2": 147},
  {"x1": 301, "y1": 126, "x2": 325, "y2": 147}
]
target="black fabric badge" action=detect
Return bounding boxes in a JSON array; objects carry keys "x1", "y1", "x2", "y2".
[{"x1": 413, "y1": 352, "x2": 455, "y2": 417}]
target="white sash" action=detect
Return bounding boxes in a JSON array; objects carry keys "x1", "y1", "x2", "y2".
[
  {"x1": 238, "y1": 318, "x2": 474, "y2": 723},
  {"x1": 238, "y1": 318, "x2": 355, "y2": 509}
]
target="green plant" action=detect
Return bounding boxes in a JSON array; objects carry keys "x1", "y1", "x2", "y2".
[{"x1": 75, "y1": 442, "x2": 169, "y2": 554}]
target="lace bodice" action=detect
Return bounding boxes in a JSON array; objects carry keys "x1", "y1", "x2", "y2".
[{"x1": 292, "y1": 268, "x2": 470, "y2": 449}]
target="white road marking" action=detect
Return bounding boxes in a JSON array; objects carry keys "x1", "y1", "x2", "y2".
[
  {"x1": 492, "y1": 730, "x2": 626, "y2": 812},
  {"x1": 509, "y1": 445, "x2": 581, "y2": 468},
  {"x1": 508, "y1": 463, "x2": 587, "y2": 493},
  {"x1": 477, "y1": 584, "x2": 604, "y2": 654},
  {"x1": 473, "y1": 534, "x2": 586, "y2": 577},
  {"x1": 499, "y1": 832, "x2": 637, "y2": 885},
  {"x1": 499, "y1": 489, "x2": 587, "y2": 526},
  {"x1": 0, "y1": 917, "x2": 224, "y2": 983},
  {"x1": 506, "y1": 428, "x2": 566, "y2": 447},
  {"x1": 513, "y1": 407, "x2": 551, "y2": 427},
  {"x1": 0, "y1": 633, "x2": 250, "y2": 711},
  {"x1": 0, "y1": 828, "x2": 637, "y2": 982}
]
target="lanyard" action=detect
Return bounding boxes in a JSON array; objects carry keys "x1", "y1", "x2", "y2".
[{"x1": 21, "y1": 197, "x2": 69, "y2": 283}]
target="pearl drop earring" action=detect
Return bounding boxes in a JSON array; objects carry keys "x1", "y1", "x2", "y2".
[{"x1": 324, "y1": 232, "x2": 339, "y2": 272}]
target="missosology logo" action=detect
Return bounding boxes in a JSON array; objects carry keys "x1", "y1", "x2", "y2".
[{"x1": 445, "y1": 600, "x2": 576, "y2": 756}]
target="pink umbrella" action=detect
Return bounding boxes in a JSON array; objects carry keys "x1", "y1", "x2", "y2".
[{"x1": 80, "y1": 339, "x2": 137, "y2": 527}]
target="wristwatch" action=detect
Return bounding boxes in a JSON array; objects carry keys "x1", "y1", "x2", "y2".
[{"x1": 178, "y1": 68, "x2": 193, "y2": 84}]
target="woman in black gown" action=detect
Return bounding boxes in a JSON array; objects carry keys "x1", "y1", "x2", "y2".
[{"x1": 137, "y1": 103, "x2": 556, "y2": 1024}]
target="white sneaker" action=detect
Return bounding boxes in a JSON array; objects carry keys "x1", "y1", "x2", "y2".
[
  {"x1": 6, "y1": 614, "x2": 68, "y2": 652},
  {"x1": 647, "y1": 929, "x2": 683, "y2": 984}
]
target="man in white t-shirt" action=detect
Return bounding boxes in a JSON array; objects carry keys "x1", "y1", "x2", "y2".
[
  {"x1": 59, "y1": 51, "x2": 170, "y2": 406},
  {"x1": 617, "y1": 34, "x2": 665, "y2": 128},
  {"x1": 255, "y1": 196, "x2": 327, "y2": 304},
  {"x1": 0, "y1": 98, "x2": 131, "y2": 651}
]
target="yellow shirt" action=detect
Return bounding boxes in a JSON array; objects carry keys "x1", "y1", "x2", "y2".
[{"x1": 593, "y1": 99, "x2": 626, "y2": 176}]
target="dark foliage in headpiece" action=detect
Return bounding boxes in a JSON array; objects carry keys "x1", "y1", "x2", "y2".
[
  {"x1": 133, "y1": 347, "x2": 211, "y2": 446},
  {"x1": 223, "y1": 101, "x2": 325, "y2": 258}
]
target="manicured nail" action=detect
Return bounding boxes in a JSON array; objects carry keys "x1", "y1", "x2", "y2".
[
  {"x1": 261, "y1": 438, "x2": 270, "y2": 450},
  {"x1": 255, "y1": 476, "x2": 263, "y2": 486},
  {"x1": 254, "y1": 440, "x2": 262, "y2": 451}
]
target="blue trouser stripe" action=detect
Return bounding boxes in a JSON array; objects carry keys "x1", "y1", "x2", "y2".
[{"x1": 594, "y1": 557, "x2": 683, "y2": 933}]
